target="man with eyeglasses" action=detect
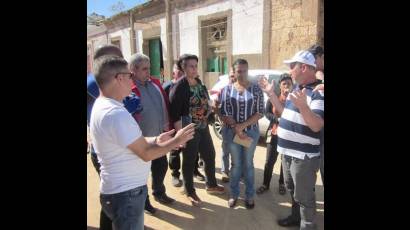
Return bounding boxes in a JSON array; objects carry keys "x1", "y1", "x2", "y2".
[
  {"x1": 128, "y1": 53, "x2": 176, "y2": 214},
  {"x1": 90, "y1": 55, "x2": 195, "y2": 230},
  {"x1": 259, "y1": 50, "x2": 324, "y2": 230},
  {"x1": 87, "y1": 44, "x2": 124, "y2": 230}
]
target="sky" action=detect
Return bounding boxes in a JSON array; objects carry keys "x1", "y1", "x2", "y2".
[{"x1": 87, "y1": 0, "x2": 149, "y2": 18}]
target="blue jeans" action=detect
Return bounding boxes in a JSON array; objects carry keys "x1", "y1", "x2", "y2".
[
  {"x1": 228, "y1": 127, "x2": 260, "y2": 200},
  {"x1": 100, "y1": 185, "x2": 147, "y2": 230},
  {"x1": 220, "y1": 126, "x2": 232, "y2": 174}
]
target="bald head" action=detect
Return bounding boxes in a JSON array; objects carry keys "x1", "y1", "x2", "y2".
[{"x1": 93, "y1": 44, "x2": 123, "y2": 60}]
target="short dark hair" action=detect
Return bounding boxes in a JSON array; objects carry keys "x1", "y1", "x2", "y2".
[
  {"x1": 279, "y1": 73, "x2": 292, "y2": 84},
  {"x1": 232, "y1": 59, "x2": 248, "y2": 71},
  {"x1": 93, "y1": 55, "x2": 128, "y2": 88},
  {"x1": 93, "y1": 44, "x2": 123, "y2": 60},
  {"x1": 308, "y1": 44, "x2": 324, "y2": 57},
  {"x1": 177, "y1": 54, "x2": 198, "y2": 70}
]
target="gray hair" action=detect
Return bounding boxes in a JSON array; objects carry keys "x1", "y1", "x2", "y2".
[
  {"x1": 129, "y1": 53, "x2": 150, "y2": 70},
  {"x1": 93, "y1": 55, "x2": 128, "y2": 88}
]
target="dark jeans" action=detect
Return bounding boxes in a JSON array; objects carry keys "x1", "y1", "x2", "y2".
[
  {"x1": 90, "y1": 151, "x2": 113, "y2": 230},
  {"x1": 169, "y1": 149, "x2": 201, "y2": 178},
  {"x1": 182, "y1": 126, "x2": 217, "y2": 195},
  {"x1": 100, "y1": 185, "x2": 147, "y2": 230},
  {"x1": 262, "y1": 135, "x2": 284, "y2": 188},
  {"x1": 151, "y1": 155, "x2": 168, "y2": 197}
]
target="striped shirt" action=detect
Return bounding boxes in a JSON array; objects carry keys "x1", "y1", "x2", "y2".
[
  {"x1": 219, "y1": 82, "x2": 264, "y2": 131},
  {"x1": 277, "y1": 81, "x2": 324, "y2": 159}
]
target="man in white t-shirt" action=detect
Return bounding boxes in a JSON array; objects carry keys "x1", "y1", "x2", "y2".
[{"x1": 90, "y1": 55, "x2": 195, "y2": 230}]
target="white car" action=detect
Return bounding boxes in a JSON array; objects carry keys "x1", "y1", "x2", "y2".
[{"x1": 209, "y1": 69, "x2": 287, "y2": 140}]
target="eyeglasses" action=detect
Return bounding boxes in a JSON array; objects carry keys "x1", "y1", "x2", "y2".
[
  {"x1": 289, "y1": 62, "x2": 301, "y2": 70},
  {"x1": 115, "y1": 72, "x2": 133, "y2": 79}
]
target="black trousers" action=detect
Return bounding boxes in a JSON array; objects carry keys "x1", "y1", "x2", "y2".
[
  {"x1": 262, "y1": 134, "x2": 284, "y2": 188},
  {"x1": 90, "y1": 152, "x2": 113, "y2": 230},
  {"x1": 150, "y1": 155, "x2": 168, "y2": 197},
  {"x1": 169, "y1": 149, "x2": 201, "y2": 178},
  {"x1": 182, "y1": 127, "x2": 217, "y2": 195}
]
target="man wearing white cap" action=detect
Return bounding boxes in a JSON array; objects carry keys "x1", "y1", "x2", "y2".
[{"x1": 259, "y1": 50, "x2": 324, "y2": 230}]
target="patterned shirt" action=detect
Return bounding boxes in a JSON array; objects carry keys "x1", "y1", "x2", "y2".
[
  {"x1": 189, "y1": 83, "x2": 210, "y2": 129},
  {"x1": 219, "y1": 82, "x2": 264, "y2": 131}
]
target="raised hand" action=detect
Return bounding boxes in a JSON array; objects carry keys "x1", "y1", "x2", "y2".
[
  {"x1": 313, "y1": 83, "x2": 324, "y2": 92},
  {"x1": 258, "y1": 77, "x2": 275, "y2": 95},
  {"x1": 289, "y1": 88, "x2": 308, "y2": 110}
]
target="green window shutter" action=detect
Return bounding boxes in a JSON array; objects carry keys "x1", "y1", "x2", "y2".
[{"x1": 149, "y1": 38, "x2": 161, "y2": 79}]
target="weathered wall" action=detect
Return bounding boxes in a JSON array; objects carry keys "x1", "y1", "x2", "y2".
[{"x1": 270, "y1": 0, "x2": 322, "y2": 69}]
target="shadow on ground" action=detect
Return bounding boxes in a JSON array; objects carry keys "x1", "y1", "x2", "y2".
[{"x1": 145, "y1": 166, "x2": 323, "y2": 230}]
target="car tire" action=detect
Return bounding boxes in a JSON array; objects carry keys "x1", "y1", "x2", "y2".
[{"x1": 212, "y1": 114, "x2": 223, "y2": 140}]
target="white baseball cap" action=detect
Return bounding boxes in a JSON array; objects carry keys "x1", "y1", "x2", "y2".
[{"x1": 283, "y1": 50, "x2": 316, "y2": 68}]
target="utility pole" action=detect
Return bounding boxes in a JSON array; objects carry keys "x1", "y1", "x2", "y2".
[
  {"x1": 130, "y1": 11, "x2": 136, "y2": 54},
  {"x1": 165, "y1": 0, "x2": 174, "y2": 81}
]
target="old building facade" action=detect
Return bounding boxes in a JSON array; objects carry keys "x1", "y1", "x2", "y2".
[{"x1": 87, "y1": 0, "x2": 323, "y2": 88}]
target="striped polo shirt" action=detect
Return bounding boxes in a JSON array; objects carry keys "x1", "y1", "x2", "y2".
[
  {"x1": 277, "y1": 81, "x2": 324, "y2": 159},
  {"x1": 219, "y1": 82, "x2": 264, "y2": 131}
]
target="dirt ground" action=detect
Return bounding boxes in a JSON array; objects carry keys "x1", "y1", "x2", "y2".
[{"x1": 87, "y1": 126, "x2": 324, "y2": 230}]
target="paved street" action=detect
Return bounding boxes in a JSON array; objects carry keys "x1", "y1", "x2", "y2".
[{"x1": 87, "y1": 126, "x2": 324, "y2": 230}]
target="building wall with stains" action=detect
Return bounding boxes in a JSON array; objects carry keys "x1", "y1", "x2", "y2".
[{"x1": 269, "y1": 0, "x2": 323, "y2": 69}]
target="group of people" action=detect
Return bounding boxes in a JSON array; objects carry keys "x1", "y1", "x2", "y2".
[{"x1": 87, "y1": 43, "x2": 324, "y2": 230}]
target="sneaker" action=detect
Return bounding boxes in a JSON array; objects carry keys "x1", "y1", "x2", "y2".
[
  {"x1": 277, "y1": 215, "x2": 301, "y2": 227},
  {"x1": 194, "y1": 171, "x2": 205, "y2": 181},
  {"x1": 206, "y1": 185, "x2": 225, "y2": 195},
  {"x1": 172, "y1": 176, "x2": 183, "y2": 187},
  {"x1": 221, "y1": 172, "x2": 230, "y2": 183},
  {"x1": 144, "y1": 198, "x2": 157, "y2": 215},
  {"x1": 154, "y1": 194, "x2": 175, "y2": 204},
  {"x1": 245, "y1": 199, "x2": 255, "y2": 209},
  {"x1": 228, "y1": 198, "x2": 237, "y2": 208},
  {"x1": 187, "y1": 192, "x2": 202, "y2": 206}
]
